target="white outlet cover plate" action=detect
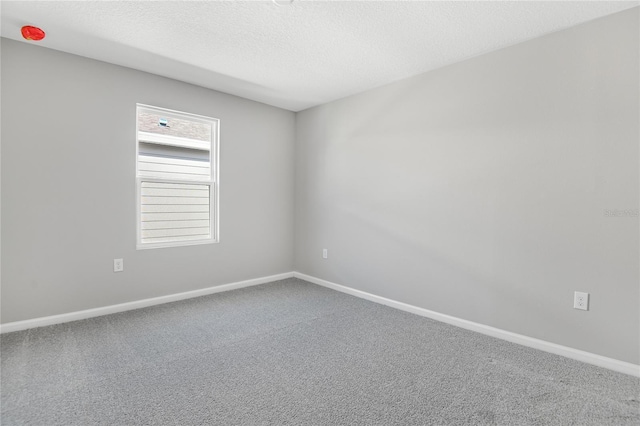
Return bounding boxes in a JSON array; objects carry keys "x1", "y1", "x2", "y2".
[
  {"x1": 114, "y1": 258, "x2": 124, "y2": 272},
  {"x1": 573, "y1": 291, "x2": 589, "y2": 311}
]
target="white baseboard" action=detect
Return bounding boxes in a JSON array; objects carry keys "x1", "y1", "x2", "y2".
[
  {"x1": 293, "y1": 272, "x2": 640, "y2": 378},
  {"x1": 0, "y1": 272, "x2": 294, "y2": 334}
]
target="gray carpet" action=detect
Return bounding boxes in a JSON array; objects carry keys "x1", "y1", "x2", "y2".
[{"x1": 1, "y1": 278, "x2": 638, "y2": 425}]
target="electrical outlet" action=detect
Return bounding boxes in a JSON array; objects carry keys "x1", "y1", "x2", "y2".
[
  {"x1": 322, "y1": 249, "x2": 328, "y2": 259},
  {"x1": 113, "y1": 258, "x2": 124, "y2": 272},
  {"x1": 573, "y1": 291, "x2": 589, "y2": 311}
]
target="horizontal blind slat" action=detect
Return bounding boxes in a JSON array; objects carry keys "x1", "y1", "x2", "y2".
[
  {"x1": 141, "y1": 212, "x2": 210, "y2": 222},
  {"x1": 141, "y1": 234, "x2": 211, "y2": 244},
  {"x1": 141, "y1": 204, "x2": 209, "y2": 213},
  {"x1": 142, "y1": 227, "x2": 210, "y2": 238},
  {"x1": 138, "y1": 171, "x2": 211, "y2": 181},
  {"x1": 141, "y1": 182, "x2": 209, "y2": 190},
  {"x1": 141, "y1": 220, "x2": 210, "y2": 230},
  {"x1": 142, "y1": 196, "x2": 210, "y2": 205},
  {"x1": 141, "y1": 187, "x2": 209, "y2": 197}
]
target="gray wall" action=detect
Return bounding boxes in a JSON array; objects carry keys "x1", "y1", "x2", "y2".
[
  {"x1": 295, "y1": 9, "x2": 639, "y2": 364},
  {"x1": 1, "y1": 38, "x2": 295, "y2": 323}
]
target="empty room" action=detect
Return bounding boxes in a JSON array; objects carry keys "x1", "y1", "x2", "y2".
[{"x1": 1, "y1": 1, "x2": 639, "y2": 425}]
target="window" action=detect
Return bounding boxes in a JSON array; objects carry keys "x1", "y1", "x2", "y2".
[{"x1": 136, "y1": 104, "x2": 219, "y2": 249}]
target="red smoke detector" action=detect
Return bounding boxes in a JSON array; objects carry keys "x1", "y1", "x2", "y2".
[{"x1": 21, "y1": 26, "x2": 45, "y2": 41}]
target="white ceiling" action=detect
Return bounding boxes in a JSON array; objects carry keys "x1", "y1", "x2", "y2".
[{"x1": 1, "y1": 1, "x2": 638, "y2": 111}]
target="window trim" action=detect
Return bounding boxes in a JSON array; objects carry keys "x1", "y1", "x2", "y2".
[{"x1": 135, "y1": 104, "x2": 220, "y2": 250}]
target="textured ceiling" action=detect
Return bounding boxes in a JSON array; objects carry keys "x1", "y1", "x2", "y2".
[{"x1": 1, "y1": 1, "x2": 638, "y2": 111}]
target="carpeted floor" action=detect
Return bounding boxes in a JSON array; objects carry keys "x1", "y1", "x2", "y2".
[{"x1": 1, "y1": 278, "x2": 638, "y2": 425}]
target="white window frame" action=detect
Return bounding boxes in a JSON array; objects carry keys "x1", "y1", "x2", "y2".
[{"x1": 136, "y1": 104, "x2": 219, "y2": 250}]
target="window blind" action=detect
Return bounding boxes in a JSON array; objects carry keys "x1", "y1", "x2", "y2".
[{"x1": 140, "y1": 181, "x2": 212, "y2": 244}]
